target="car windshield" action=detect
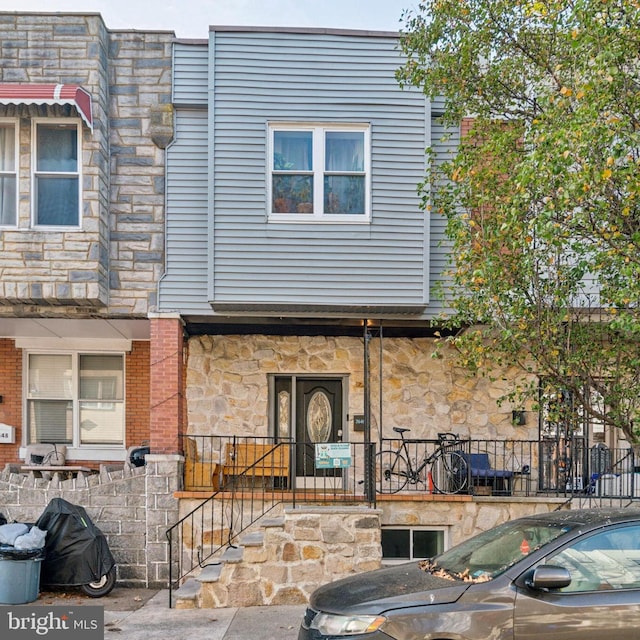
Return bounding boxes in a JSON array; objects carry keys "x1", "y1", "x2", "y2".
[{"x1": 421, "y1": 519, "x2": 574, "y2": 583}]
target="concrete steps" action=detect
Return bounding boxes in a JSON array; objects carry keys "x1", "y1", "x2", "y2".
[
  {"x1": 174, "y1": 515, "x2": 295, "y2": 609},
  {"x1": 172, "y1": 505, "x2": 381, "y2": 609}
]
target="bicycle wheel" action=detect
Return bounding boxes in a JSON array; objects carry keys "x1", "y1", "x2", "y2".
[
  {"x1": 431, "y1": 450, "x2": 468, "y2": 494},
  {"x1": 375, "y1": 450, "x2": 410, "y2": 493}
]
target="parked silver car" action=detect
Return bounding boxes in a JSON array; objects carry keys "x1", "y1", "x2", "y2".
[{"x1": 299, "y1": 508, "x2": 640, "y2": 639}]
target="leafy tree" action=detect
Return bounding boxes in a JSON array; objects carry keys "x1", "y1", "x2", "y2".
[{"x1": 397, "y1": 0, "x2": 640, "y2": 448}]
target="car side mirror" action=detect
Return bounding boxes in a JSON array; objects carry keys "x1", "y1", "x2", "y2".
[{"x1": 525, "y1": 565, "x2": 572, "y2": 590}]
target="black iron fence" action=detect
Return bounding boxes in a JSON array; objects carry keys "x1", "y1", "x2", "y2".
[
  {"x1": 181, "y1": 434, "x2": 375, "y2": 501},
  {"x1": 181, "y1": 433, "x2": 638, "y2": 500},
  {"x1": 377, "y1": 434, "x2": 638, "y2": 498}
]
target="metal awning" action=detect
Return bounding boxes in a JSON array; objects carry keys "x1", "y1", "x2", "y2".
[
  {"x1": 0, "y1": 83, "x2": 93, "y2": 131},
  {"x1": 0, "y1": 318, "x2": 149, "y2": 342}
]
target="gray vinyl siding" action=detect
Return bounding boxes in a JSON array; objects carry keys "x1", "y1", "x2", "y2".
[
  {"x1": 160, "y1": 43, "x2": 209, "y2": 311},
  {"x1": 172, "y1": 42, "x2": 208, "y2": 106},
  {"x1": 162, "y1": 31, "x2": 452, "y2": 318},
  {"x1": 211, "y1": 30, "x2": 428, "y2": 310},
  {"x1": 159, "y1": 109, "x2": 210, "y2": 311},
  {"x1": 428, "y1": 115, "x2": 460, "y2": 316}
]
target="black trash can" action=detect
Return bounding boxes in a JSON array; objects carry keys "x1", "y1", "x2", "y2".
[{"x1": 0, "y1": 544, "x2": 44, "y2": 604}]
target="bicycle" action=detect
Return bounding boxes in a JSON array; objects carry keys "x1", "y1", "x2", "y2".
[{"x1": 376, "y1": 428, "x2": 469, "y2": 494}]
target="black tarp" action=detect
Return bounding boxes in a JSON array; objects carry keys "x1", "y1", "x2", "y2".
[{"x1": 35, "y1": 498, "x2": 115, "y2": 586}]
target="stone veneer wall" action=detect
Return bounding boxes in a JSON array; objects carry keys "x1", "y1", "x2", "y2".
[
  {"x1": 0, "y1": 454, "x2": 180, "y2": 588},
  {"x1": 194, "y1": 506, "x2": 383, "y2": 608},
  {"x1": 187, "y1": 334, "x2": 539, "y2": 442},
  {"x1": 0, "y1": 12, "x2": 172, "y2": 314},
  {"x1": 179, "y1": 498, "x2": 569, "y2": 608},
  {"x1": 106, "y1": 28, "x2": 173, "y2": 316},
  {"x1": 0, "y1": 13, "x2": 110, "y2": 306},
  {"x1": 377, "y1": 496, "x2": 567, "y2": 548}
]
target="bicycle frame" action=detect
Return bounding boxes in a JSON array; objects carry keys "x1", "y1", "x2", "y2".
[{"x1": 376, "y1": 430, "x2": 468, "y2": 494}]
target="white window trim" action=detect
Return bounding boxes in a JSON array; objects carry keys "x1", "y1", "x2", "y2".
[
  {"x1": 22, "y1": 348, "x2": 127, "y2": 461},
  {"x1": 381, "y1": 525, "x2": 450, "y2": 565},
  {"x1": 31, "y1": 117, "x2": 82, "y2": 230},
  {"x1": 267, "y1": 122, "x2": 371, "y2": 223},
  {"x1": 0, "y1": 117, "x2": 19, "y2": 229}
]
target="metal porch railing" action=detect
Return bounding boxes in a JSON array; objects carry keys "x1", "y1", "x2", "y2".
[
  {"x1": 167, "y1": 436, "x2": 376, "y2": 606},
  {"x1": 378, "y1": 435, "x2": 638, "y2": 499},
  {"x1": 167, "y1": 434, "x2": 638, "y2": 605}
]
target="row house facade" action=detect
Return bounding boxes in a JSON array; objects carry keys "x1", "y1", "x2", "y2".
[
  {"x1": 0, "y1": 15, "x2": 624, "y2": 598},
  {"x1": 161, "y1": 26, "x2": 562, "y2": 581},
  {"x1": 162, "y1": 28, "x2": 630, "y2": 585},
  {"x1": 162, "y1": 27, "x2": 542, "y2": 466},
  {"x1": 0, "y1": 12, "x2": 176, "y2": 469},
  {"x1": 0, "y1": 12, "x2": 179, "y2": 588}
]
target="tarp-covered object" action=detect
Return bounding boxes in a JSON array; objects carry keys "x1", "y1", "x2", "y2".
[{"x1": 35, "y1": 498, "x2": 115, "y2": 587}]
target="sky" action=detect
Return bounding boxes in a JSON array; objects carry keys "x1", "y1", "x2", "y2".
[{"x1": 0, "y1": 0, "x2": 419, "y2": 39}]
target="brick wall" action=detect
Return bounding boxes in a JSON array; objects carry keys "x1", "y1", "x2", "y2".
[
  {"x1": 126, "y1": 340, "x2": 151, "y2": 448},
  {"x1": 150, "y1": 316, "x2": 185, "y2": 455},
  {"x1": 461, "y1": 116, "x2": 475, "y2": 138},
  {"x1": 0, "y1": 338, "x2": 150, "y2": 468},
  {"x1": 0, "y1": 338, "x2": 21, "y2": 467}
]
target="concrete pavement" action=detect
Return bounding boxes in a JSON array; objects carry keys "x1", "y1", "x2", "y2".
[
  {"x1": 103, "y1": 590, "x2": 306, "y2": 640},
  {"x1": 28, "y1": 587, "x2": 306, "y2": 639}
]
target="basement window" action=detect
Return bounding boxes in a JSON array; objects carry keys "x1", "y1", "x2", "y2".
[{"x1": 381, "y1": 526, "x2": 447, "y2": 564}]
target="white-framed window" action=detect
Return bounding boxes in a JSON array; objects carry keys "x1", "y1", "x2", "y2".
[
  {"x1": 0, "y1": 119, "x2": 18, "y2": 227},
  {"x1": 26, "y1": 352, "x2": 125, "y2": 449},
  {"x1": 32, "y1": 119, "x2": 81, "y2": 228},
  {"x1": 268, "y1": 122, "x2": 370, "y2": 222},
  {"x1": 381, "y1": 526, "x2": 448, "y2": 564}
]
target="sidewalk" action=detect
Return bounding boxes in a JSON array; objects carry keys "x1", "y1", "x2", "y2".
[
  {"x1": 31, "y1": 588, "x2": 306, "y2": 640},
  {"x1": 104, "y1": 590, "x2": 305, "y2": 640}
]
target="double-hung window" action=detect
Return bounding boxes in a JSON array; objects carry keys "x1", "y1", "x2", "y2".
[
  {"x1": 32, "y1": 120, "x2": 81, "y2": 227},
  {"x1": 269, "y1": 123, "x2": 370, "y2": 221},
  {"x1": 26, "y1": 353, "x2": 125, "y2": 449},
  {"x1": 0, "y1": 120, "x2": 17, "y2": 227}
]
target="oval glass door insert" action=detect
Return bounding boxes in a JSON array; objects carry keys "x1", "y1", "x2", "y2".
[{"x1": 307, "y1": 391, "x2": 332, "y2": 442}]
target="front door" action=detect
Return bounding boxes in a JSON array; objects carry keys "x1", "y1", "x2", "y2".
[
  {"x1": 295, "y1": 378, "x2": 343, "y2": 478},
  {"x1": 273, "y1": 375, "x2": 345, "y2": 482}
]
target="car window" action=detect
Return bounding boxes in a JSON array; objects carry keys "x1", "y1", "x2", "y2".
[
  {"x1": 548, "y1": 525, "x2": 640, "y2": 592},
  {"x1": 428, "y1": 519, "x2": 572, "y2": 581}
]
